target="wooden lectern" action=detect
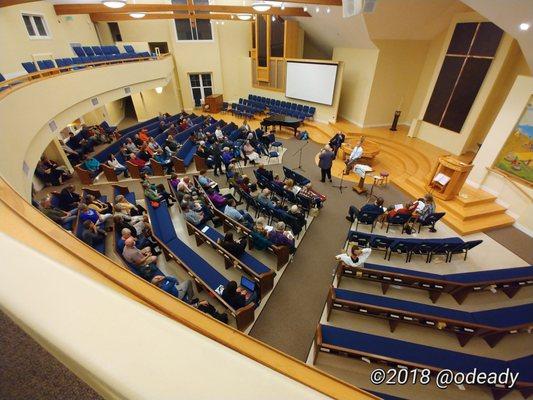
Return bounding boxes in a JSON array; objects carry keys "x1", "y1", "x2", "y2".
[
  {"x1": 427, "y1": 155, "x2": 473, "y2": 200},
  {"x1": 204, "y1": 94, "x2": 223, "y2": 113}
]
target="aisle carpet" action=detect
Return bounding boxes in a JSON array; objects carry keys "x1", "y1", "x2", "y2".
[{"x1": 248, "y1": 137, "x2": 410, "y2": 360}]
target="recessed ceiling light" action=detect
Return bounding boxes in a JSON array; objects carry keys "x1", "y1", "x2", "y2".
[
  {"x1": 303, "y1": 6, "x2": 307, "y2": 12},
  {"x1": 252, "y1": 2, "x2": 271, "y2": 12},
  {"x1": 271, "y1": 15, "x2": 275, "y2": 21},
  {"x1": 519, "y1": 22, "x2": 530, "y2": 31},
  {"x1": 281, "y1": 2, "x2": 285, "y2": 10},
  {"x1": 155, "y1": 87, "x2": 163, "y2": 94},
  {"x1": 326, "y1": 7, "x2": 330, "y2": 13},
  {"x1": 129, "y1": 12, "x2": 145, "y2": 18},
  {"x1": 102, "y1": 0, "x2": 126, "y2": 9},
  {"x1": 237, "y1": 13, "x2": 252, "y2": 20},
  {"x1": 315, "y1": 6, "x2": 319, "y2": 12}
]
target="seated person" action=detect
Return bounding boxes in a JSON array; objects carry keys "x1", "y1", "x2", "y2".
[
  {"x1": 237, "y1": 175, "x2": 256, "y2": 194},
  {"x1": 122, "y1": 237, "x2": 158, "y2": 280},
  {"x1": 60, "y1": 140, "x2": 83, "y2": 165},
  {"x1": 177, "y1": 176, "x2": 197, "y2": 197},
  {"x1": 221, "y1": 280, "x2": 256, "y2": 310},
  {"x1": 80, "y1": 220, "x2": 106, "y2": 249},
  {"x1": 138, "y1": 128, "x2": 150, "y2": 143},
  {"x1": 82, "y1": 158, "x2": 101, "y2": 177},
  {"x1": 380, "y1": 201, "x2": 417, "y2": 224},
  {"x1": 128, "y1": 153, "x2": 152, "y2": 175},
  {"x1": 156, "y1": 183, "x2": 176, "y2": 206},
  {"x1": 114, "y1": 194, "x2": 146, "y2": 216},
  {"x1": 214, "y1": 126, "x2": 224, "y2": 141},
  {"x1": 298, "y1": 183, "x2": 326, "y2": 207},
  {"x1": 151, "y1": 275, "x2": 197, "y2": 304},
  {"x1": 58, "y1": 185, "x2": 81, "y2": 211},
  {"x1": 117, "y1": 226, "x2": 159, "y2": 255},
  {"x1": 36, "y1": 156, "x2": 71, "y2": 186},
  {"x1": 107, "y1": 154, "x2": 129, "y2": 177},
  {"x1": 39, "y1": 197, "x2": 78, "y2": 231},
  {"x1": 405, "y1": 194, "x2": 436, "y2": 233},
  {"x1": 86, "y1": 194, "x2": 113, "y2": 215},
  {"x1": 137, "y1": 144, "x2": 151, "y2": 162},
  {"x1": 284, "y1": 178, "x2": 301, "y2": 195},
  {"x1": 198, "y1": 170, "x2": 218, "y2": 191},
  {"x1": 257, "y1": 188, "x2": 282, "y2": 210},
  {"x1": 132, "y1": 133, "x2": 144, "y2": 148},
  {"x1": 221, "y1": 147, "x2": 234, "y2": 168},
  {"x1": 255, "y1": 164, "x2": 274, "y2": 181},
  {"x1": 242, "y1": 140, "x2": 260, "y2": 165},
  {"x1": 335, "y1": 244, "x2": 371, "y2": 267},
  {"x1": 218, "y1": 232, "x2": 247, "y2": 258},
  {"x1": 125, "y1": 138, "x2": 139, "y2": 154},
  {"x1": 153, "y1": 149, "x2": 173, "y2": 174},
  {"x1": 240, "y1": 119, "x2": 251, "y2": 133},
  {"x1": 183, "y1": 204, "x2": 210, "y2": 227},
  {"x1": 206, "y1": 188, "x2": 228, "y2": 209},
  {"x1": 267, "y1": 221, "x2": 295, "y2": 252},
  {"x1": 164, "y1": 134, "x2": 180, "y2": 155},
  {"x1": 288, "y1": 205, "x2": 306, "y2": 227},
  {"x1": 250, "y1": 217, "x2": 273, "y2": 251},
  {"x1": 224, "y1": 199, "x2": 254, "y2": 228},
  {"x1": 67, "y1": 131, "x2": 94, "y2": 155},
  {"x1": 346, "y1": 197, "x2": 385, "y2": 223},
  {"x1": 113, "y1": 208, "x2": 149, "y2": 235},
  {"x1": 79, "y1": 204, "x2": 113, "y2": 227},
  {"x1": 147, "y1": 137, "x2": 162, "y2": 155},
  {"x1": 169, "y1": 173, "x2": 180, "y2": 190},
  {"x1": 143, "y1": 182, "x2": 162, "y2": 203}
]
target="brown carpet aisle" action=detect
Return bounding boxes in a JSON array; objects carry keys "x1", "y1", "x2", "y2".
[
  {"x1": 0, "y1": 310, "x2": 102, "y2": 400},
  {"x1": 249, "y1": 137, "x2": 411, "y2": 360},
  {"x1": 485, "y1": 226, "x2": 533, "y2": 265}
]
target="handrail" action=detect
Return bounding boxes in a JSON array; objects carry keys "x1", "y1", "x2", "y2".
[
  {"x1": 0, "y1": 176, "x2": 376, "y2": 400},
  {"x1": 486, "y1": 167, "x2": 533, "y2": 200},
  {"x1": 0, "y1": 54, "x2": 171, "y2": 100}
]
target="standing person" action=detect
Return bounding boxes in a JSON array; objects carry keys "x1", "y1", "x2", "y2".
[
  {"x1": 211, "y1": 142, "x2": 223, "y2": 177},
  {"x1": 318, "y1": 144, "x2": 335, "y2": 183},
  {"x1": 329, "y1": 132, "x2": 346, "y2": 157}
]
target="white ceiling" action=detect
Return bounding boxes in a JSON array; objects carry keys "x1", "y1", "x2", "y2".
[
  {"x1": 364, "y1": 0, "x2": 471, "y2": 40},
  {"x1": 461, "y1": 0, "x2": 533, "y2": 71}
]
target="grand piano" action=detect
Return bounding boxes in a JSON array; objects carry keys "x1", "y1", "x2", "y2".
[{"x1": 261, "y1": 114, "x2": 302, "y2": 135}]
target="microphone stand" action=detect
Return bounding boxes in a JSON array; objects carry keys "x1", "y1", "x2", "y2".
[
  {"x1": 332, "y1": 168, "x2": 348, "y2": 193},
  {"x1": 291, "y1": 140, "x2": 308, "y2": 172}
]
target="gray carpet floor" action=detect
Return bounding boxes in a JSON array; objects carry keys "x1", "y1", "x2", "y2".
[
  {"x1": 485, "y1": 226, "x2": 533, "y2": 265},
  {"x1": 249, "y1": 137, "x2": 411, "y2": 360},
  {"x1": 0, "y1": 310, "x2": 102, "y2": 400}
]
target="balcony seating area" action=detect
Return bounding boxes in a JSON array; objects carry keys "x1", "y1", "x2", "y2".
[{"x1": 248, "y1": 94, "x2": 315, "y2": 119}]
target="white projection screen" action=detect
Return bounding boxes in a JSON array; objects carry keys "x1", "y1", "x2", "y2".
[{"x1": 285, "y1": 61, "x2": 338, "y2": 105}]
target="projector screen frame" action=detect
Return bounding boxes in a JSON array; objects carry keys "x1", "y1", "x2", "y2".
[{"x1": 285, "y1": 59, "x2": 339, "y2": 106}]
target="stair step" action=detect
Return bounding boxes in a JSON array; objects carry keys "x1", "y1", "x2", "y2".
[
  {"x1": 443, "y1": 212, "x2": 515, "y2": 235},
  {"x1": 458, "y1": 203, "x2": 507, "y2": 221}
]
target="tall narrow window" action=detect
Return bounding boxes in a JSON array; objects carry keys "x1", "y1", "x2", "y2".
[
  {"x1": 173, "y1": 0, "x2": 213, "y2": 41},
  {"x1": 22, "y1": 13, "x2": 50, "y2": 39},
  {"x1": 423, "y1": 22, "x2": 503, "y2": 133},
  {"x1": 189, "y1": 73, "x2": 213, "y2": 107}
]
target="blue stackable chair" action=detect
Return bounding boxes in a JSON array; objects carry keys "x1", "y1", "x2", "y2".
[
  {"x1": 92, "y1": 46, "x2": 104, "y2": 56},
  {"x1": 82, "y1": 46, "x2": 95, "y2": 56},
  {"x1": 22, "y1": 61, "x2": 38, "y2": 74},
  {"x1": 72, "y1": 46, "x2": 86, "y2": 57},
  {"x1": 37, "y1": 60, "x2": 55, "y2": 70}
]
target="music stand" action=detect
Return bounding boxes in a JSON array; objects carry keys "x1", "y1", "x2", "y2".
[
  {"x1": 291, "y1": 141, "x2": 308, "y2": 172},
  {"x1": 332, "y1": 169, "x2": 348, "y2": 193}
]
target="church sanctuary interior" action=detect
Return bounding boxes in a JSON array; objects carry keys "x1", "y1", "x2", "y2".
[{"x1": 2, "y1": 0, "x2": 533, "y2": 399}]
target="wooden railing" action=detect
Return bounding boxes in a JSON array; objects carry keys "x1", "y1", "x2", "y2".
[
  {"x1": 0, "y1": 176, "x2": 376, "y2": 400},
  {"x1": 0, "y1": 53, "x2": 170, "y2": 100}
]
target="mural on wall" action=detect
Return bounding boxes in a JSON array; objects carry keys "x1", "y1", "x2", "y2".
[{"x1": 494, "y1": 96, "x2": 533, "y2": 185}]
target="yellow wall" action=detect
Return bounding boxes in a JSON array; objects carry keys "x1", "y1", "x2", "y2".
[
  {"x1": 363, "y1": 40, "x2": 431, "y2": 127},
  {"x1": 0, "y1": 1, "x2": 99, "y2": 76},
  {"x1": 332, "y1": 47, "x2": 378, "y2": 126},
  {"x1": 131, "y1": 76, "x2": 182, "y2": 121}
]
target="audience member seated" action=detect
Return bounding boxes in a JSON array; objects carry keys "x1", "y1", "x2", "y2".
[
  {"x1": 114, "y1": 194, "x2": 146, "y2": 216},
  {"x1": 169, "y1": 173, "x2": 180, "y2": 190},
  {"x1": 164, "y1": 134, "x2": 180, "y2": 156},
  {"x1": 58, "y1": 185, "x2": 81, "y2": 211},
  {"x1": 218, "y1": 232, "x2": 247, "y2": 257},
  {"x1": 379, "y1": 201, "x2": 417, "y2": 224},
  {"x1": 40, "y1": 197, "x2": 78, "y2": 231},
  {"x1": 176, "y1": 176, "x2": 198, "y2": 198},
  {"x1": 151, "y1": 275, "x2": 197, "y2": 304},
  {"x1": 183, "y1": 204, "x2": 211, "y2": 227},
  {"x1": 86, "y1": 194, "x2": 113, "y2": 215},
  {"x1": 122, "y1": 237, "x2": 158, "y2": 280},
  {"x1": 257, "y1": 188, "x2": 281, "y2": 210},
  {"x1": 107, "y1": 154, "x2": 129, "y2": 178},
  {"x1": 82, "y1": 157, "x2": 101, "y2": 177},
  {"x1": 267, "y1": 222, "x2": 295, "y2": 253},
  {"x1": 242, "y1": 140, "x2": 260, "y2": 165},
  {"x1": 35, "y1": 156, "x2": 71, "y2": 186},
  {"x1": 147, "y1": 137, "x2": 162, "y2": 155},
  {"x1": 68, "y1": 131, "x2": 94, "y2": 155},
  {"x1": 117, "y1": 226, "x2": 159, "y2": 255},
  {"x1": 240, "y1": 119, "x2": 251, "y2": 133},
  {"x1": 60, "y1": 140, "x2": 83, "y2": 165},
  {"x1": 198, "y1": 170, "x2": 218, "y2": 191},
  {"x1": 79, "y1": 204, "x2": 113, "y2": 228},
  {"x1": 221, "y1": 280, "x2": 256, "y2": 310},
  {"x1": 256, "y1": 164, "x2": 274, "y2": 181},
  {"x1": 153, "y1": 149, "x2": 173, "y2": 174},
  {"x1": 129, "y1": 153, "x2": 152, "y2": 175},
  {"x1": 143, "y1": 181, "x2": 163, "y2": 204},
  {"x1": 404, "y1": 194, "x2": 436, "y2": 234},
  {"x1": 156, "y1": 183, "x2": 176, "y2": 206},
  {"x1": 221, "y1": 147, "x2": 234, "y2": 169},
  {"x1": 288, "y1": 205, "x2": 306, "y2": 228},
  {"x1": 250, "y1": 217, "x2": 274, "y2": 250},
  {"x1": 125, "y1": 138, "x2": 139, "y2": 154},
  {"x1": 81, "y1": 220, "x2": 106, "y2": 249},
  {"x1": 224, "y1": 199, "x2": 254, "y2": 228},
  {"x1": 299, "y1": 183, "x2": 326, "y2": 208},
  {"x1": 335, "y1": 243, "x2": 371, "y2": 267},
  {"x1": 138, "y1": 129, "x2": 150, "y2": 143},
  {"x1": 346, "y1": 197, "x2": 385, "y2": 223}
]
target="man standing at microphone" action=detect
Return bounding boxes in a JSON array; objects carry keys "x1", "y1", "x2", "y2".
[{"x1": 344, "y1": 137, "x2": 365, "y2": 175}]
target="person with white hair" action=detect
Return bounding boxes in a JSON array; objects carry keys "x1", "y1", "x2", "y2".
[
  {"x1": 318, "y1": 144, "x2": 335, "y2": 182},
  {"x1": 267, "y1": 221, "x2": 295, "y2": 250},
  {"x1": 122, "y1": 237, "x2": 157, "y2": 267}
]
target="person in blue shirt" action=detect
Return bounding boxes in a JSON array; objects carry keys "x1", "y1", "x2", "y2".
[
  {"x1": 151, "y1": 275, "x2": 197, "y2": 304},
  {"x1": 346, "y1": 197, "x2": 385, "y2": 223},
  {"x1": 223, "y1": 199, "x2": 253, "y2": 228}
]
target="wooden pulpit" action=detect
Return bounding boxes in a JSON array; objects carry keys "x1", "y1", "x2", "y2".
[
  {"x1": 204, "y1": 94, "x2": 223, "y2": 113},
  {"x1": 427, "y1": 155, "x2": 473, "y2": 200}
]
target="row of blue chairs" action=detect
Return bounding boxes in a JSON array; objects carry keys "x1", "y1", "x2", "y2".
[
  {"x1": 231, "y1": 103, "x2": 256, "y2": 119},
  {"x1": 248, "y1": 94, "x2": 315, "y2": 118},
  {"x1": 73, "y1": 45, "x2": 150, "y2": 59},
  {"x1": 268, "y1": 104, "x2": 307, "y2": 120},
  {"x1": 239, "y1": 98, "x2": 266, "y2": 112}
]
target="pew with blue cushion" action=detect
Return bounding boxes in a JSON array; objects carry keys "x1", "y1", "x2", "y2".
[
  {"x1": 145, "y1": 194, "x2": 255, "y2": 330},
  {"x1": 327, "y1": 286, "x2": 533, "y2": 347},
  {"x1": 171, "y1": 138, "x2": 197, "y2": 173},
  {"x1": 337, "y1": 262, "x2": 533, "y2": 304},
  {"x1": 75, "y1": 189, "x2": 107, "y2": 254},
  {"x1": 313, "y1": 324, "x2": 532, "y2": 399}
]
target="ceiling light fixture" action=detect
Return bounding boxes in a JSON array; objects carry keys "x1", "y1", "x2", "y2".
[
  {"x1": 252, "y1": 2, "x2": 271, "y2": 12},
  {"x1": 315, "y1": 6, "x2": 319, "y2": 12},
  {"x1": 326, "y1": 7, "x2": 330, "y2": 13},
  {"x1": 519, "y1": 22, "x2": 530, "y2": 31},
  {"x1": 303, "y1": 5, "x2": 307, "y2": 12},
  {"x1": 281, "y1": 2, "x2": 285, "y2": 10},
  {"x1": 271, "y1": 15, "x2": 275, "y2": 21},
  {"x1": 102, "y1": 0, "x2": 126, "y2": 8},
  {"x1": 237, "y1": 13, "x2": 252, "y2": 20},
  {"x1": 155, "y1": 87, "x2": 163, "y2": 94},
  {"x1": 129, "y1": 12, "x2": 145, "y2": 18}
]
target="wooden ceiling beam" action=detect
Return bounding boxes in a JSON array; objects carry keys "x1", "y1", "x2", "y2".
[
  {"x1": 55, "y1": 3, "x2": 311, "y2": 17},
  {"x1": 0, "y1": 0, "x2": 39, "y2": 7},
  {"x1": 268, "y1": 0, "x2": 342, "y2": 4},
  {"x1": 90, "y1": 13, "x2": 262, "y2": 22}
]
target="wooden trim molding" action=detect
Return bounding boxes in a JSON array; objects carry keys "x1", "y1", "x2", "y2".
[{"x1": 0, "y1": 176, "x2": 376, "y2": 400}]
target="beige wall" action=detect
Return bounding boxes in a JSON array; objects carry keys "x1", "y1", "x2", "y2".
[
  {"x1": 363, "y1": 40, "x2": 430, "y2": 127},
  {"x1": 94, "y1": 22, "x2": 113, "y2": 45},
  {"x1": 82, "y1": 99, "x2": 124, "y2": 126},
  {"x1": 332, "y1": 47, "x2": 378, "y2": 126},
  {"x1": 303, "y1": 35, "x2": 332, "y2": 60},
  {"x1": 468, "y1": 75, "x2": 533, "y2": 235},
  {"x1": 131, "y1": 76, "x2": 182, "y2": 121},
  {"x1": 0, "y1": 1, "x2": 99, "y2": 76}
]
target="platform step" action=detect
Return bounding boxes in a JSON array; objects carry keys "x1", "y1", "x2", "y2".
[{"x1": 443, "y1": 212, "x2": 515, "y2": 235}]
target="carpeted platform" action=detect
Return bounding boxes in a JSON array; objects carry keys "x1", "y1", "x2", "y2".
[{"x1": 485, "y1": 226, "x2": 533, "y2": 265}]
